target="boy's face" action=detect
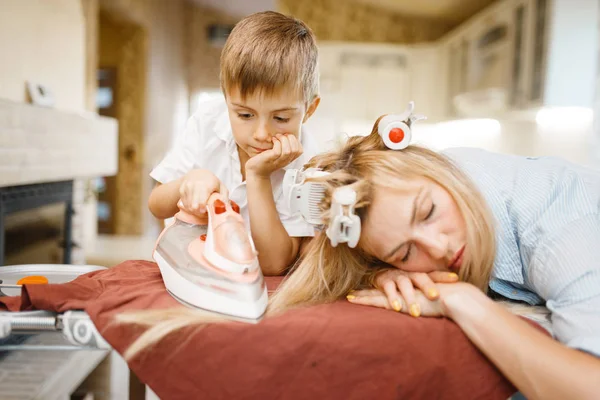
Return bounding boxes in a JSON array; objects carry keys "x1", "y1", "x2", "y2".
[{"x1": 225, "y1": 87, "x2": 320, "y2": 162}]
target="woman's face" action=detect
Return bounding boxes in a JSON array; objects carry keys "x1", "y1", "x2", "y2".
[{"x1": 360, "y1": 179, "x2": 467, "y2": 273}]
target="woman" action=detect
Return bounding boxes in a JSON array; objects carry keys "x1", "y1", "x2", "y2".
[
  {"x1": 122, "y1": 112, "x2": 600, "y2": 399},
  {"x1": 278, "y1": 116, "x2": 600, "y2": 400}
]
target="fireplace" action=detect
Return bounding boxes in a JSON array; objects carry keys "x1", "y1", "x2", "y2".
[
  {"x1": 0, "y1": 181, "x2": 75, "y2": 266},
  {"x1": 0, "y1": 99, "x2": 118, "y2": 266}
]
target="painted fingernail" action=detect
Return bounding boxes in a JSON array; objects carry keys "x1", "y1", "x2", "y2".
[
  {"x1": 392, "y1": 300, "x2": 402, "y2": 312},
  {"x1": 448, "y1": 273, "x2": 459, "y2": 279},
  {"x1": 409, "y1": 303, "x2": 421, "y2": 318},
  {"x1": 346, "y1": 295, "x2": 356, "y2": 300},
  {"x1": 427, "y1": 288, "x2": 439, "y2": 298}
]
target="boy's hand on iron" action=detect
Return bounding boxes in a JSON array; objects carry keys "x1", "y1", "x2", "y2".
[
  {"x1": 179, "y1": 169, "x2": 228, "y2": 214},
  {"x1": 371, "y1": 268, "x2": 459, "y2": 316},
  {"x1": 246, "y1": 133, "x2": 303, "y2": 179}
]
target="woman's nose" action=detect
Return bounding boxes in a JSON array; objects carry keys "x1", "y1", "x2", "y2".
[{"x1": 415, "y1": 230, "x2": 449, "y2": 261}]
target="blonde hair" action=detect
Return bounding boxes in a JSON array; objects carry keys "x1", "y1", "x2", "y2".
[
  {"x1": 220, "y1": 11, "x2": 319, "y2": 102},
  {"x1": 272, "y1": 117, "x2": 497, "y2": 310},
  {"x1": 118, "y1": 117, "x2": 497, "y2": 359}
]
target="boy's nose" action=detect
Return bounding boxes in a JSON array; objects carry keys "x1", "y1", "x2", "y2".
[{"x1": 253, "y1": 123, "x2": 271, "y2": 142}]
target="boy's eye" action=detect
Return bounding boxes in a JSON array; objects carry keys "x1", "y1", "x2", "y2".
[
  {"x1": 274, "y1": 116, "x2": 290, "y2": 123},
  {"x1": 238, "y1": 113, "x2": 253, "y2": 120}
]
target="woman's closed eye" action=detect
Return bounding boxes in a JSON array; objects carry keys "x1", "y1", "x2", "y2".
[
  {"x1": 424, "y1": 203, "x2": 436, "y2": 220},
  {"x1": 399, "y1": 204, "x2": 435, "y2": 263},
  {"x1": 274, "y1": 116, "x2": 290, "y2": 123},
  {"x1": 401, "y1": 244, "x2": 412, "y2": 263}
]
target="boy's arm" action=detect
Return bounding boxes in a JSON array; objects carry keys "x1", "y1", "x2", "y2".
[
  {"x1": 148, "y1": 179, "x2": 184, "y2": 220},
  {"x1": 245, "y1": 133, "x2": 316, "y2": 275},
  {"x1": 149, "y1": 169, "x2": 227, "y2": 220},
  {"x1": 246, "y1": 174, "x2": 301, "y2": 276}
]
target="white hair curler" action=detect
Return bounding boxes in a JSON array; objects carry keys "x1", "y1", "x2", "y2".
[
  {"x1": 377, "y1": 101, "x2": 427, "y2": 150},
  {"x1": 283, "y1": 169, "x2": 362, "y2": 248},
  {"x1": 325, "y1": 186, "x2": 361, "y2": 248},
  {"x1": 283, "y1": 168, "x2": 330, "y2": 225}
]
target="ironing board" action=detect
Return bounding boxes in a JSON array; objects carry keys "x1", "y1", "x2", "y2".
[
  {"x1": 0, "y1": 264, "x2": 145, "y2": 400},
  {"x1": 0, "y1": 264, "x2": 108, "y2": 348},
  {"x1": 0, "y1": 260, "x2": 544, "y2": 400}
]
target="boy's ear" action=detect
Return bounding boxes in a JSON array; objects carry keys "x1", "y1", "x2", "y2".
[{"x1": 303, "y1": 96, "x2": 321, "y2": 123}]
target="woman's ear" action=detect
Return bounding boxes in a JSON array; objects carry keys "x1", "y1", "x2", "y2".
[{"x1": 303, "y1": 96, "x2": 321, "y2": 123}]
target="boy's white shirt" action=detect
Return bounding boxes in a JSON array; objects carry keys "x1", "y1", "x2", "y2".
[{"x1": 150, "y1": 96, "x2": 319, "y2": 237}]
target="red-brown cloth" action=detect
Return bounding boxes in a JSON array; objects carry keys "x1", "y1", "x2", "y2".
[{"x1": 0, "y1": 260, "x2": 520, "y2": 400}]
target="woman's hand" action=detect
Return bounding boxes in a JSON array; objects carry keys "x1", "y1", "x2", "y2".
[
  {"x1": 370, "y1": 268, "x2": 459, "y2": 317},
  {"x1": 347, "y1": 281, "x2": 476, "y2": 319},
  {"x1": 350, "y1": 279, "x2": 600, "y2": 400},
  {"x1": 347, "y1": 288, "x2": 446, "y2": 317}
]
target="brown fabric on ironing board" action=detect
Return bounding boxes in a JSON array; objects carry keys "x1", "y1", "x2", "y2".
[{"x1": 1, "y1": 260, "x2": 524, "y2": 400}]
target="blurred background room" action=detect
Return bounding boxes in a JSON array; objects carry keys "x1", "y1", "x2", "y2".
[
  {"x1": 2, "y1": 0, "x2": 598, "y2": 270},
  {"x1": 0, "y1": 0, "x2": 598, "y2": 397}
]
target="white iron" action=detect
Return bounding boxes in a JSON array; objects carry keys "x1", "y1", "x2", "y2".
[{"x1": 153, "y1": 194, "x2": 268, "y2": 322}]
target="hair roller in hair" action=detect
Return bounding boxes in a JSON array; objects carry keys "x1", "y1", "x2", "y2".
[{"x1": 377, "y1": 101, "x2": 426, "y2": 150}]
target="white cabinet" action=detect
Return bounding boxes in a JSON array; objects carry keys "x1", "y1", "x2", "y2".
[
  {"x1": 441, "y1": 0, "x2": 524, "y2": 118},
  {"x1": 322, "y1": 44, "x2": 412, "y2": 122},
  {"x1": 440, "y1": 0, "x2": 599, "y2": 119},
  {"x1": 312, "y1": 0, "x2": 599, "y2": 138},
  {"x1": 312, "y1": 42, "x2": 444, "y2": 146},
  {"x1": 408, "y1": 46, "x2": 446, "y2": 121},
  {"x1": 362, "y1": 54, "x2": 411, "y2": 119}
]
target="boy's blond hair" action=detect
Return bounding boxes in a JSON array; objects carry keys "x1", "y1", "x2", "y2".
[{"x1": 220, "y1": 11, "x2": 319, "y2": 102}]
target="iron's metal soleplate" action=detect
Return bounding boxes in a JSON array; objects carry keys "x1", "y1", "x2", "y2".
[{"x1": 166, "y1": 289, "x2": 265, "y2": 325}]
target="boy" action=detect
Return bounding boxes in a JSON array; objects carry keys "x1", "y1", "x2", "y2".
[{"x1": 148, "y1": 11, "x2": 321, "y2": 276}]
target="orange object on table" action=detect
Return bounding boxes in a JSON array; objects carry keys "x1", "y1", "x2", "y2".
[{"x1": 16, "y1": 275, "x2": 49, "y2": 285}]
